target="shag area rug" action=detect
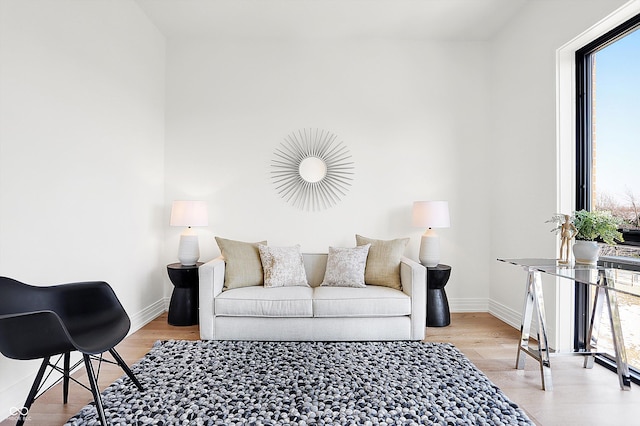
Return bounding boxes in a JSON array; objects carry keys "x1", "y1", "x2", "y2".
[{"x1": 66, "y1": 340, "x2": 533, "y2": 425}]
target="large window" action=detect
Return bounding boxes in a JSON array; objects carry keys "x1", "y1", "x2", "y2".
[{"x1": 576, "y1": 14, "x2": 640, "y2": 379}]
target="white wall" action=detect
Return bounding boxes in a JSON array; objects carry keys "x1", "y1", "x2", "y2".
[
  {"x1": 488, "y1": 0, "x2": 629, "y2": 339},
  {"x1": 163, "y1": 36, "x2": 492, "y2": 312},
  {"x1": 0, "y1": 0, "x2": 636, "y2": 420},
  {"x1": 0, "y1": 0, "x2": 165, "y2": 419}
]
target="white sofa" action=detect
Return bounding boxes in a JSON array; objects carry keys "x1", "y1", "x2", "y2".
[{"x1": 198, "y1": 253, "x2": 427, "y2": 341}]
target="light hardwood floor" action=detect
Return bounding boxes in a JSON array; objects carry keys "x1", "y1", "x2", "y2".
[{"x1": 2, "y1": 313, "x2": 638, "y2": 425}]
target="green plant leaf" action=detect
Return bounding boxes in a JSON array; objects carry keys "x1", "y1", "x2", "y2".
[{"x1": 573, "y1": 209, "x2": 624, "y2": 245}]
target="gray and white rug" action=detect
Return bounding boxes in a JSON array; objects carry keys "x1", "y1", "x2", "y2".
[{"x1": 66, "y1": 340, "x2": 533, "y2": 425}]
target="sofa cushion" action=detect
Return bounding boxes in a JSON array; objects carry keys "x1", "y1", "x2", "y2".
[
  {"x1": 320, "y1": 244, "x2": 371, "y2": 288},
  {"x1": 258, "y1": 244, "x2": 309, "y2": 288},
  {"x1": 313, "y1": 286, "x2": 411, "y2": 318},
  {"x1": 216, "y1": 286, "x2": 313, "y2": 317},
  {"x1": 215, "y1": 237, "x2": 266, "y2": 289},
  {"x1": 356, "y1": 234, "x2": 409, "y2": 290}
]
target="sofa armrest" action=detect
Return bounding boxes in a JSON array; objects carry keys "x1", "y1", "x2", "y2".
[
  {"x1": 199, "y1": 256, "x2": 225, "y2": 339},
  {"x1": 400, "y1": 256, "x2": 427, "y2": 340}
]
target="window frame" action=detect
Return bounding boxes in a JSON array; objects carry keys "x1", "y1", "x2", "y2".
[
  {"x1": 576, "y1": 13, "x2": 640, "y2": 242},
  {"x1": 575, "y1": 12, "x2": 640, "y2": 382}
]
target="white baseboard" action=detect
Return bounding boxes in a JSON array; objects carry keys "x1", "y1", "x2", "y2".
[
  {"x1": 487, "y1": 299, "x2": 522, "y2": 330},
  {"x1": 441, "y1": 298, "x2": 523, "y2": 333},
  {"x1": 449, "y1": 298, "x2": 489, "y2": 312},
  {"x1": 128, "y1": 298, "x2": 168, "y2": 334}
]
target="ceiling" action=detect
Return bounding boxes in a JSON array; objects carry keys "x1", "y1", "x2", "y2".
[{"x1": 134, "y1": 0, "x2": 529, "y2": 40}]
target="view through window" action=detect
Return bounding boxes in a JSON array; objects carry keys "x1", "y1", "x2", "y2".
[
  {"x1": 583, "y1": 24, "x2": 640, "y2": 373},
  {"x1": 593, "y1": 28, "x2": 640, "y2": 234}
]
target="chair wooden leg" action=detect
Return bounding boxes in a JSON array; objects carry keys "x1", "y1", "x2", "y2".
[
  {"x1": 17, "y1": 357, "x2": 50, "y2": 426},
  {"x1": 63, "y1": 352, "x2": 70, "y2": 404},
  {"x1": 83, "y1": 354, "x2": 107, "y2": 426},
  {"x1": 109, "y1": 348, "x2": 143, "y2": 391}
]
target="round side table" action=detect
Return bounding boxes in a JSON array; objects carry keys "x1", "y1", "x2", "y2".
[
  {"x1": 167, "y1": 262, "x2": 203, "y2": 326},
  {"x1": 426, "y1": 264, "x2": 452, "y2": 327}
]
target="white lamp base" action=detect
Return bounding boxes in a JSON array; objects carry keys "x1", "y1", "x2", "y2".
[
  {"x1": 177, "y1": 228, "x2": 200, "y2": 266},
  {"x1": 419, "y1": 229, "x2": 440, "y2": 267}
]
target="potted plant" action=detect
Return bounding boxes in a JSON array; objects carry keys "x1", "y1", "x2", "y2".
[
  {"x1": 572, "y1": 209, "x2": 623, "y2": 264},
  {"x1": 548, "y1": 210, "x2": 623, "y2": 264}
]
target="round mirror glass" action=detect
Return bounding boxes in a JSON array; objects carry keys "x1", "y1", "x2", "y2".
[{"x1": 298, "y1": 156, "x2": 327, "y2": 183}]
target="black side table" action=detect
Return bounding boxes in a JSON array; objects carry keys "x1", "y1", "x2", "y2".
[
  {"x1": 426, "y1": 264, "x2": 452, "y2": 327},
  {"x1": 167, "y1": 262, "x2": 202, "y2": 326}
]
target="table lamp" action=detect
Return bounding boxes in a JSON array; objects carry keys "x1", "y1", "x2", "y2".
[
  {"x1": 412, "y1": 200, "x2": 450, "y2": 267},
  {"x1": 170, "y1": 200, "x2": 208, "y2": 266}
]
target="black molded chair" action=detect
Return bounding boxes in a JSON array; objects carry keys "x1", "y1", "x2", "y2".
[{"x1": 0, "y1": 277, "x2": 143, "y2": 426}]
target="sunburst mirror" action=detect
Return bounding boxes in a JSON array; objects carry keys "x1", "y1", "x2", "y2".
[{"x1": 271, "y1": 129, "x2": 355, "y2": 211}]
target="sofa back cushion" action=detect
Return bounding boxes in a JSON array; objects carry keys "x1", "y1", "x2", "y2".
[
  {"x1": 302, "y1": 253, "x2": 327, "y2": 287},
  {"x1": 214, "y1": 247, "x2": 408, "y2": 291}
]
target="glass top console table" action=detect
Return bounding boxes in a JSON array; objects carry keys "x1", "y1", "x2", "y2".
[{"x1": 498, "y1": 257, "x2": 639, "y2": 391}]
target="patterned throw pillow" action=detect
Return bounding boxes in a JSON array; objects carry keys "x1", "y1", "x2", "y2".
[
  {"x1": 215, "y1": 237, "x2": 266, "y2": 289},
  {"x1": 320, "y1": 244, "x2": 371, "y2": 288},
  {"x1": 355, "y1": 234, "x2": 409, "y2": 290},
  {"x1": 258, "y1": 244, "x2": 309, "y2": 288}
]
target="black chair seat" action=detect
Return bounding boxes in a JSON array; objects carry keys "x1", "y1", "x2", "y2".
[
  {"x1": 0, "y1": 311, "x2": 74, "y2": 360},
  {"x1": 0, "y1": 277, "x2": 143, "y2": 426},
  {"x1": 66, "y1": 315, "x2": 130, "y2": 354}
]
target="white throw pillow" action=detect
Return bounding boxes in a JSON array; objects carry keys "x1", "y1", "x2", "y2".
[
  {"x1": 320, "y1": 244, "x2": 371, "y2": 288},
  {"x1": 258, "y1": 244, "x2": 309, "y2": 288}
]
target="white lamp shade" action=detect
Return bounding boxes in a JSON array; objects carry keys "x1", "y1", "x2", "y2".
[
  {"x1": 170, "y1": 200, "x2": 208, "y2": 227},
  {"x1": 412, "y1": 201, "x2": 450, "y2": 229}
]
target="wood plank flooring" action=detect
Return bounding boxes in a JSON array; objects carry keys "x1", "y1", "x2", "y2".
[
  {"x1": 1, "y1": 313, "x2": 638, "y2": 425},
  {"x1": 426, "y1": 313, "x2": 640, "y2": 425}
]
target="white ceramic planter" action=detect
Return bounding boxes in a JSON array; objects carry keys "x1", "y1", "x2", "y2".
[{"x1": 573, "y1": 240, "x2": 600, "y2": 265}]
